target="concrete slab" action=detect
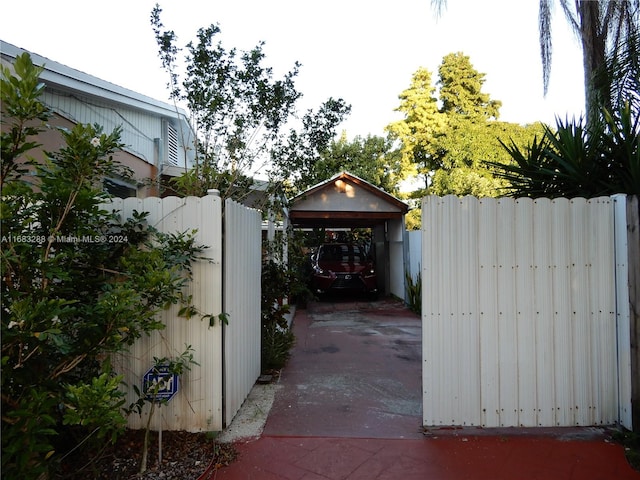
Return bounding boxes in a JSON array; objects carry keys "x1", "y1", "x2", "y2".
[
  {"x1": 214, "y1": 297, "x2": 640, "y2": 480},
  {"x1": 264, "y1": 297, "x2": 423, "y2": 439}
]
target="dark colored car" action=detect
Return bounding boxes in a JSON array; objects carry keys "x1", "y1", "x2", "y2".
[{"x1": 310, "y1": 243, "x2": 377, "y2": 295}]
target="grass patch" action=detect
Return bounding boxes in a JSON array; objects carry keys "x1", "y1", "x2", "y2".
[{"x1": 611, "y1": 428, "x2": 640, "y2": 472}]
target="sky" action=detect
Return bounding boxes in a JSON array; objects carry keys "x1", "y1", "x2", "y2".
[{"x1": 1, "y1": 0, "x2": 586, "y2": 139}]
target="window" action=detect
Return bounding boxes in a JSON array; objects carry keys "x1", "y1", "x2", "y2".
[{"x1": 104, "y1": 178, "x2": 136, "y2": 198}]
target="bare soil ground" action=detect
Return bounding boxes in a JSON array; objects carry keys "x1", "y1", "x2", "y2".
[
  {"x1": 58, "y1": 430, "x2": 237, "y2": 480},
  {"x1": 58, "y1": 381, "x2": 279, "y2": 479}
]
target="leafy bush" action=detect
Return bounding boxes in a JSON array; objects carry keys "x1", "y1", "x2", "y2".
[
  {"x1": 405, "y1": 269, "x2": 422, "y2": 315},
  {"x1": 261, "y1": 320, "x2": 296, "y2": 371},
  {"x1": 1, "y1": 53, "x2": 204, "y2": 480},
  {"x1": 260, "y1": 225, "x2": 324, "y2": 371},
  {"x1": 260, "y1": 259, "x2": 296, "y2": 371},
  {"x1": 489, "y1": 103, "x2": 639, "y2": 198}
]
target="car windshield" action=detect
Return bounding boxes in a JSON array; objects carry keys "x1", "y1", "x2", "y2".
[{"x1": 318, "y1": 244, "x2": 365, "y2": 263}]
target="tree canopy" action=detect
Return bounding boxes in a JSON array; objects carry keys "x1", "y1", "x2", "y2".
[
  {"x1": 386, "y1": 66, "x2": 446, "y2": 189},
  {"x1": 431, "y1": 0, "x2": 640, "y2": 125},
  {"x1": 438, "y1": 52, "x2": 501, "y2": 120},
  {"x1": 429, "y1": 118, "x2": 545, "y2": 197},
  {"x1": 538, "y1": 0, "x2": 639, "y2": 123},
  {"x1": 429, "y1": 1, "x2": 639, "y2": 199},
  {"x1": 487, "y1": 23, "x2": 640, "y2": 199},
  {"x1": 151, "y1": 5, "x2": 350, "y2": 202},
  {"x1": 268, "y1": 98, "x2": 352, "y2": 195},
  {"x1": 387, "y1": 52, "x2": 544, "y2": 197},
  {"x1": 311, "y1": 132, "x2": 403, "y2": 195}
]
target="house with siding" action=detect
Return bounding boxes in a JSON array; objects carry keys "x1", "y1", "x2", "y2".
[{"x1": 1, "y1": 40, "x2": 195, "y2": 198}]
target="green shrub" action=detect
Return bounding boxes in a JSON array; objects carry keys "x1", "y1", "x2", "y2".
[
  {"x1": 260, "y1": 259, "x2": 296, "y2": 371},
  {"x1": 261, "y1": 320, "x2": 296, "y2": 371},
  {"x1": 405, "y1": 269, "x2": 422, "y2": 314},
  {"x1": 488, "y1": 102, "x2": 639, "y2": 198},
  {"x1": 1, "y1": 53, "x2": 204, "y2": 480}
]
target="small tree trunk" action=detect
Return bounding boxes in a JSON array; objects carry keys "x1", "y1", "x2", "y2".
[{"x1": 140, "y1": 400, "x2": 157, "y2": 474}]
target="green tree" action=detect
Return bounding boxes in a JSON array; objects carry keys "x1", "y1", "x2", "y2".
[
  {"x1": 1, "y1": 53, "x2": 207, "y2": 480},
  {"x1": 308, "y1": 132, "x2": 402, "y2": 194},
  {"x1": 598, "y1": 30, "x2": 640, "y2": 115},
  {"x1": 429, "y1": 118, "x2": 546, "y2": 197},
  {"x1": 428, "y1": 52, "x2": 508, "y2": 197},
  {"x1": 487, "y1": 102, "x2": 639, "y2": 198},
  {"x1": 431, "y1": 1, "x2": 640, "y2": 124},
  {"x1": 404, "y1": 208, "x2": 423, "y2": 231},
  {"x1": 386, "y1": 67, "x2": 447, "y2": 190},
  {"x1": 538, "y1": 0, "x2": 639, "y2": 123},
  {"x1": 438, "y1": 52, "x2": 501, "y2": 120},
  {"x1": 151, "y1": 5, "x2": 300, "y2": 200},
  {"x1": 269, "y1": 98, "x2": 352, "y2": 195},
  {"x1": 388, "y1": 54, "x2": 543, "y2": 198},
  {"x1": 486, "y1": 28, "x2": 640, "y2": 199},
  {"x1": 151, "y1": 5, "x2": 350, "y2": 204},
  {"x1": 431, "y1": 3, "x2": 639, "y2": 199}
]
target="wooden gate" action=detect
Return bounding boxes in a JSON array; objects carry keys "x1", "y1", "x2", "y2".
[
  {"x1": 421, "y1": 195, "x2": 633, "y2": 429},
  {"x1": 223, "y1": 198, "x2": 262, "y2": 425},
  {"x1": 107, "y1": 193, "x2": 262, "y2": 432}
]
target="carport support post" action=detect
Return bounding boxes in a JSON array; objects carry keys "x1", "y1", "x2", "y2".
[
  {"x1": 387, "y1": 217, "x2": 406, "y2": 299},
  {"x1": 373, "y1": 223, "x2": 389, "y2": 296}
]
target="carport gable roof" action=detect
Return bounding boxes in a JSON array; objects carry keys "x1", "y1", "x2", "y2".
[{"x1": 289, "y1": 171, "x2": 408, "y2": 228}]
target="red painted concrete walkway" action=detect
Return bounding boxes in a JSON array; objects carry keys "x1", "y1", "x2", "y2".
[{"x1": 215, "y1": 298, "x2": 639, "y2": 480}]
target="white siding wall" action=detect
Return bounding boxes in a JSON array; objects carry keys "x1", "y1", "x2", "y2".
[
  {"x1": 422, "y1": 195, "x2": 625, "y2": 428},
  {"x1": 108, "y1": 195, "x2": 224, "y2": 432},
  {"x1": 223, "y1": 199, "x2": 262, "y2": 425},
  {"x1": 43, "y1": 91, "x2": 161, "y2": 164}
]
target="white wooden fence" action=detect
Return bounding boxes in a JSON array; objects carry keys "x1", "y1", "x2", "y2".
[
  {"x1": 421, "y1": 195, "x2": 633, "y2": 429},
  {"x1": 107, "y1": 194, "x2": 261, "y2": 432}
]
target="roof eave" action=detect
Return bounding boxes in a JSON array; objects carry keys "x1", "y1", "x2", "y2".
[
  {"x1": 291, "y1": 171, "x2": 408, "y2": 213},
  {"x1": 0, "y1": 40, "x2": 190, "y2": 123}
]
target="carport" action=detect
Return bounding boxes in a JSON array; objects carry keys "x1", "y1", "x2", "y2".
[{"x1": 288, "y1": 171, "x2": 409, "y2": 297}]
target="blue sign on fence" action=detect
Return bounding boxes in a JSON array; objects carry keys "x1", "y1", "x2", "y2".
[{"x1": 142, "y1": 364, "x2": 179, "y2": 403}]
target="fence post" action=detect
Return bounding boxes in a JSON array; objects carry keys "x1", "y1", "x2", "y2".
[{"x1": 626, "y1": 196, "x2": 640, "y2": 432}]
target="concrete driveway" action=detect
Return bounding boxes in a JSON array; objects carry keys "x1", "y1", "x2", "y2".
[
  {"x1": 264, "y1": 296, "x2": 423, "y2": 439},
  {"x1": 215, "y1": 297, "x2": 639, "y2": 480}
]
